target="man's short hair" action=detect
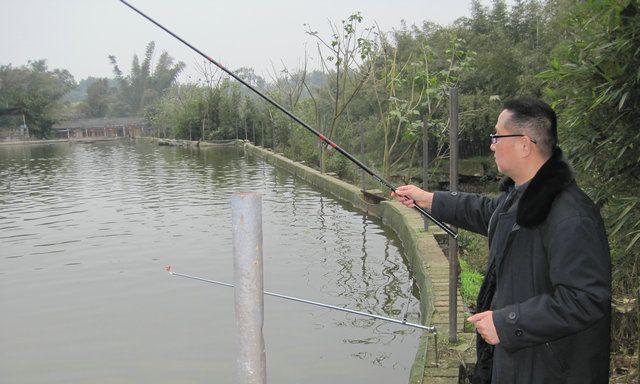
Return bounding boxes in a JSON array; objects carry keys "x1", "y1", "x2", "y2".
[{"x1": 502, "y1": 97, "x2": 557, "y2": 156}]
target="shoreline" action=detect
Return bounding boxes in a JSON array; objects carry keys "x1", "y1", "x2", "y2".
[{"x1": 0, "y1": 137, "x2": 121, "y2": 146}]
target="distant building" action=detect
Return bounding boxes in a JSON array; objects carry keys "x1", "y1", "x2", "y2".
[{"x1": 52, "y1": 117, "x2": 150, "y2": 138}]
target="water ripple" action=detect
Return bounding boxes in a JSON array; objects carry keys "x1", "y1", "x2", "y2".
[{"x1": 0, "y1": 141, "x2": 421, "y2": 383}]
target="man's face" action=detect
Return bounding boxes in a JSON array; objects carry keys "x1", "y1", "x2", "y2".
[{"x1": 491, "y1": 110, "x2": 520, "y2": 176}]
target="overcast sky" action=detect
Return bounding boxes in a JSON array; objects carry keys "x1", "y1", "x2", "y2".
[{"x1": 1, "y1": 0, "x2": 485, "y2": 83}]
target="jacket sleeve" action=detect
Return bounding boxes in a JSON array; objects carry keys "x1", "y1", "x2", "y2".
[
  {"x1": 431, "y1": 191, "x2": 501, "y2": 236},
  {"x1": 492, "y1": 215, "x2": 611, "y2": 352}
]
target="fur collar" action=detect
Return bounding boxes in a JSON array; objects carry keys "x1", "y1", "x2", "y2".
[{"x1": 499, "y1": 147, "x2": 574, "y2": 227}]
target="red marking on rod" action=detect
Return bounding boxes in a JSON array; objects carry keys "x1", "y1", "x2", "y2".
[
  {"x1": 318, "y1": 134, "x2": 337, "y2": 148},
  {"x1": 164, "y1": 265, "x2": 172, "y2": 272},
  {"x1": 207, "y1": 56, "x2": 223, "y2": 69}
]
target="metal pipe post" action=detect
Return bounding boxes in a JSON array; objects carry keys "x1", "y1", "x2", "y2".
[
  {"x1": 422, "y1": 114, "x2": 429, "y2": 231},
  {"x1": 448, "y1": 88, "x2": 460, "y2": 343},
  {"x1": 271, "y1": 125, "x2": 275, "y2": 150},
  {"x1": 231, "y1": 192, "x2": 266, "y2": 384},
  {"x1": 359, "y1": 123, "x2": 365, "y2": 191}
]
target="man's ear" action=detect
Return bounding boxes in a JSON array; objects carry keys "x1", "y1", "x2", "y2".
[{"x1": 520, "y1": 138, "x2": 533, "y2": 158}]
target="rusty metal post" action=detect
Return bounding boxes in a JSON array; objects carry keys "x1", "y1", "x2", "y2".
[
  {"x1": 231, "y1": 192, "x2": 266, "y2": 384},
  {"x1": 422, "y1": 114, "x2": 429, "y2": 231},
  {"x1": 448, "y1": 87, "x2": 459, "y2": 343}
]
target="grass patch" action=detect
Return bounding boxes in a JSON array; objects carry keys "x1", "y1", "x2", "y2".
[
  {"x1": 456, "y1": 230, "x2": 489, "y2": 313},
  {"x1": 457, "y1": 230, "x2": 489, "y2": 276},
  {"x1": 459, "y1": 257, "x2": 483, "y2": 306}
]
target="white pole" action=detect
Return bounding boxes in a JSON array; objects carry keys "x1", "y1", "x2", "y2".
[{"x1": 231, "y1": 192, "x2": 266, "y2": 384}]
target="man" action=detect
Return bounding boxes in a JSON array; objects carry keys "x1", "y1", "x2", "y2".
[{"x1": 393, "y1": 98, "x2": 611, "y2": 383}]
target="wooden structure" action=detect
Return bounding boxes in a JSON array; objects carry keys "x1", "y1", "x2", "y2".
[{"x1": 52, "y1": 117, "x2": 149, "y2": 139}]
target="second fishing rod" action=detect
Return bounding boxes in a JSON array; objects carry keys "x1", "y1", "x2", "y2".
[{"x1": 119, "y1": 0, "x2": 457, "y2": 239}]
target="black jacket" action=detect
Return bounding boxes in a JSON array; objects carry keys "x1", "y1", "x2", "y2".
[{"x1": 432, "y1": 148, "x2": 611, "y2": 383}]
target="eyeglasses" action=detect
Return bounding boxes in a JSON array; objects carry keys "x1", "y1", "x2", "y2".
[{"x1": 490, "y1": 134, "x2": 537, "y2": 145}]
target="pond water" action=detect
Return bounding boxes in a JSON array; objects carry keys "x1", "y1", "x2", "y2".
[{"x1": 0, "y1": 140, "x2": 421, "y2": 383}]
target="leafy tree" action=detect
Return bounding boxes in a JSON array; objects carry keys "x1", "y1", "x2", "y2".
[
  {"x1": 490, "y1": 0, "x2": 510, "y2": 32},
  {"x1": 81, "y1": 78, "x2": 111, "y2": 118},
  {"x1": 0, "y1": 60, "x2": 75, "y2": 138},
  {"x1": 65, "y1": 76, "x2": 107, "y2": 102},
  {"x1": 367, "y1": 25, "x2": 475, "y2": 179},
  {"x1": 469, "y1": 0, "x2": 491, "y2": 34},
  {"x1": 305, "y1": 12, "x2": 375, "y2": 172},
  {"x1": 108, "y1": 41, "x2": 185, "y2": 116}
]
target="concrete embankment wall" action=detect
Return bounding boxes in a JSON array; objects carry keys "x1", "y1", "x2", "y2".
[
  {"x1": 0, "y1": 137, "x2": 119, "y2": 146},
  {"x1": 140, "y1": 137, "x2": 239, "y2": 148},
  {"x1": 243, "y1": 143, "x2": 465, "y2": 383}
]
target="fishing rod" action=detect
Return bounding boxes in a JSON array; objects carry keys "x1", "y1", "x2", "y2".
[
  {"x1": 118, "y1": 0, "x2": 457, "y2": 239},
  {"x1": 164, "y1": 266, "x2": 437, "y2": 334}
]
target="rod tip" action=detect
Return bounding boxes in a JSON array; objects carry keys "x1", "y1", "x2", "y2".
[{"x1": 164, "y1": 265, "x2": 172, "y2": 273}]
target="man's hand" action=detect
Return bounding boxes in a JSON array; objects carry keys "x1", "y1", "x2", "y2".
[
  {"x1": 468, "y1": 311, "x2": 500, "y2": 345},
  {"x1": 391, "y1": 185, "x2": 434, "y2": 210}
]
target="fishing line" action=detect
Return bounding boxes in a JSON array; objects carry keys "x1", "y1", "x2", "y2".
[
  {"x1": 118, "y1": 0, "x2": 457, "y2": 239},
  {"x1": 401, "y1": 277, "x2": 414, "y2": 323}
]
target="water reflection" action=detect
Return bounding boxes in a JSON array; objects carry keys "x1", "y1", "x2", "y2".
[{"x1": 0, "y1": 141, "x2": 421, "y2": 383}]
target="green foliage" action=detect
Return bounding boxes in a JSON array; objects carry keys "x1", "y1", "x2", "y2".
[
  {"x1": 142, "y1": 2, "x2": 562, "y2": 183},
  {"x1": 362, "y1": 22, "x2": 479, "y2": 180},
  {"x1": 81, "y1": 78, "x2": 111, "y2": 118},
  {"x1": 108, "y1": 41, "x2": 185, "y2": 116},
  {"x1": 145, "y1": 78, "x2": 269, "y2": 142},
  {"x1": 0, "y1": 60, "x2": 75, "y2": 138},
  {"x1": 65, "y1": 76, "x2": 116, "y2": 103},
  {"x1": 457, "y1": 230, "x2": 489, "y2": 276},
  {"x1": 459, "y1": 257, "x2": 484, "y2": 307},
  {"x1": 540, "y1": 0, "x2": 639, "y2": 353}
]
